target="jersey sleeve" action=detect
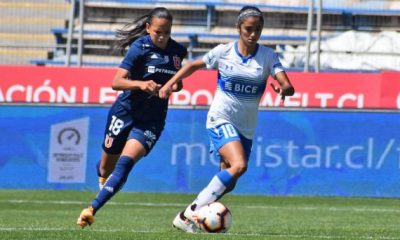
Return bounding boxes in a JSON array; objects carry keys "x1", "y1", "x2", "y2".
[
  {"x1": 119, "y1": 42, "x2": 143, "y2": 71},
  {"x1": 202, "y1": 44, "x2": 225, "y2": 69},
  {"x1": 269, "y1": 51, "x2": 285, "y2": 77},
  {"x1": 180, "y1": 46, "x2": 188, "y2": 60}
]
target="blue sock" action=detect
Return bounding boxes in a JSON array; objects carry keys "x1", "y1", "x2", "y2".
[
  {"x1": 91, "y1": 156, "x2": 135, "y2": 213},
  {"x1": 192, "y1": 169, "x2": 235, "y2": 208},
  {"x1": 216, "y1": 170, "x2": 236, "y2": 200},
  {"x1": 216, "y1": 170, "x2": 235, "y2": 187}
]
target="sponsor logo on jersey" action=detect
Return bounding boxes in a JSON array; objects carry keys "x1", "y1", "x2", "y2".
[
  {"x1": 148, "y1": 66, "x2": 156, "y2": 73},
  {"x1": 147, "y1": 65, "x2": 177, "y2": 75},
  {"x1": 225, "y1": 82, "x2": 259, "y2": 94},
  {"x1": 150, "y1": 53, "x2": 158, "y2": 59}
]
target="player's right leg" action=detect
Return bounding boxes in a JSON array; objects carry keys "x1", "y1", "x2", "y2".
[
  {"x1": 77, "y1": 103, "x2": 133, "y2": 228},
  {"x1": 77, "y1": 139, "x2": 146, "y2": 229},
  {"x1": 77, "y1": 206, "x2": 95, "y2": 228}
]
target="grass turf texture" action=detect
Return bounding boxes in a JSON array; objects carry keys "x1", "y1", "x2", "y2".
[{"x1": 0, "y1": 190, "x2": 399, "y2": 240}]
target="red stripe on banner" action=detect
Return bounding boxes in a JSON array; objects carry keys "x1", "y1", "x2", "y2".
[{"x1": 0, "y1": 65, "x2": 399, "y2": 109}]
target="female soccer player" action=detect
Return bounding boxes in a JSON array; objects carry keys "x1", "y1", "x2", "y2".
[
  {"x1": 76, "y1": 7, "x2": 187, "y2": 228},
  {"x1": 158, "y1": 6, "x2": 295, "y2": 233}
]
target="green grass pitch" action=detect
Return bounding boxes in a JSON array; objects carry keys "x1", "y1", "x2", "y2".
[{"x1": 0, "y1": 190, "x2": 399, "y2": 240}]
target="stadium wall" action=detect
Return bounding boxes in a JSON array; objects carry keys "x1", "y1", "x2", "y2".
[{"x1": 0, "y1": 66, "x2": 399, "y2": 197}]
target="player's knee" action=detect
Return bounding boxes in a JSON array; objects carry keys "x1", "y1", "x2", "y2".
[{"x1": 231, "y1": 161, "x2": 247, "y2": 176}]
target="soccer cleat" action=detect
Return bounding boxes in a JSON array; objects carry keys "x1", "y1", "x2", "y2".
[
  {"x1": 77, "y1": 206, "x2": 95, "y2": 228},
  {"x1": 183, "y1": 204, "x2": 199, "y2": 223},
  {"x1": 172, "y1": 211, "x2": 199, "y2": 233},
  {"x1": 99, "y1": 176, "x2": 107, "y2": 190}
]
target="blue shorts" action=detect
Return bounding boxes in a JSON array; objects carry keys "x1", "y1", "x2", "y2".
[
  {"x1": 102, "y1": 103, "x2": 164, "y2": 155},
  {"x1": 207, "y1": 123, "x2": 253, "y2": 162}
]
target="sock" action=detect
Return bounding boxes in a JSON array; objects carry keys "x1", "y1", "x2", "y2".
[
  {"x1": 216, "y1": 179, "x2": 237, "y2": 201},
  {"x1": 96, "y1": 160, "x2": 107, "y2": 189},
  {"x1": 98, "y1": 177, "x2": 107, "y2": 190},
  {"x1": 91, "y1": 156, "x2": 135, "y2": 213},
  {"x1": 192, "y1": 169, "x2": 235, "y2": 210}
]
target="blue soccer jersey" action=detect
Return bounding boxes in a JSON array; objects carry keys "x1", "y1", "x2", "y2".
[
  {"x1": 101, "y1": 35, "x2": 186, "y2": 154},
  {"x1": 203, "y1": 41, "x2": 284, "y2": 139},
  {"x1": 116, "y1": 35, "x2": 187, "y2": 124}
]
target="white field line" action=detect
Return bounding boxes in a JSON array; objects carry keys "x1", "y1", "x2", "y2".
[
  {"x1": 0, "y1": 199, "x2": 399, "y2": 213},
  {"x1": 0, "y1": 227, "x2": 399, "y2": 240}
]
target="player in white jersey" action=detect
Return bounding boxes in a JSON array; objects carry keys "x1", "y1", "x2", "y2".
[{"x1": 159, "y1": 6, "x2": 294, "y2": 233}]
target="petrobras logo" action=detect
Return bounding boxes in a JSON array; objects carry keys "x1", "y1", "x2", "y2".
[
  {"x1": 147, "y1": 66, "x2": 177, "y2": 75},
  {"x1": 148, "y1": 66, "x2": 156, "y2": 73}
]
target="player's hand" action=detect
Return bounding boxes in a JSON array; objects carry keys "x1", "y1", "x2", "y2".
[
  {"x1": 270, "y1": 83, "x2": 286, "y2": 102},
  {"x1": 158, "y1": 84, "x2": 173, "y2": 99},
  {"x1": 140, "y1": 80, "x2": 161, "y2": 96}
]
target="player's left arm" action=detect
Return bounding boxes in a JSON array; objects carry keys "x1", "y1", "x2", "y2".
[{"x1": 270, "y1": 71, "x2": 295, "y2": 102}]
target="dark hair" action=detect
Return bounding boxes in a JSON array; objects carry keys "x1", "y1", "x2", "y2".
[
  {"x1": 114, "y1": 7, "x2": 173, "y2": 55},
  {"x1": 236, "y1": 6, "x2": 264, "y2": 27}
]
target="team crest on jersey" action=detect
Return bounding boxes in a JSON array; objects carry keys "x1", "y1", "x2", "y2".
[
  {"x1": 164, "y1": 55, "x2": 169, "y2": 63},
  {"x1": 104, "y1": 134, "x2": 114, "y2": 148},
  {"x1": 173, "y1": 55, "x2": 181, "y2": 69}
]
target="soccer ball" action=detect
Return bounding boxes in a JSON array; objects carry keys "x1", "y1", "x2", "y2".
[{"x1": 196, "y1": 201, "x2": 232, "y2": 233}]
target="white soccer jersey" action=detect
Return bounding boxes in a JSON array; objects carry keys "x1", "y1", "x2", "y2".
[{"x1": 203, "y1": 41, "x2": 284, "y2": 139}]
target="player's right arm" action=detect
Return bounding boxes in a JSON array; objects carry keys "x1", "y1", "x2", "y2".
[
  {"x1": 112, "y1": 68, "x2": 161, "y2": 95},
  {"x1": 158, "y1": 58, "x2": 205, "y2": 99}
]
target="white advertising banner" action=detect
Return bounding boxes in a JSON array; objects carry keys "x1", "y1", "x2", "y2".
[{"x1": 48, "y1": 117, "x2": 89, "y2": 183}]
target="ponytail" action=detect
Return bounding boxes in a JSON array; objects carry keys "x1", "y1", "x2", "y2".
[{"x1": 114, "y1": 7, "x2": 173, "y2": 55}]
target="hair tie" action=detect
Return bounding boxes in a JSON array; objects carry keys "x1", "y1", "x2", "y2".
[{"x1": 237, "y1": 9, "x2": 262, "y2": 25}]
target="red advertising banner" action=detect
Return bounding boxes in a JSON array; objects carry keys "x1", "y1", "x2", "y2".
[{"x1": 0, "y1": 65, "x2": 399, "y2": 109}]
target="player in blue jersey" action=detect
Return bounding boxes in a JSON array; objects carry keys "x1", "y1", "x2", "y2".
[
  {"x1": 76, "y1": 7, "x2": 187, "y2": 228},
  {"x1": 159, "y1": 6, "x2": 294, "y2": 233}
]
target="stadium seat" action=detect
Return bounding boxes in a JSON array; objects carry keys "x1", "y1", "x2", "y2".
[{"x1": 29, "y1": 0, "x2": 400, "y2": 66}]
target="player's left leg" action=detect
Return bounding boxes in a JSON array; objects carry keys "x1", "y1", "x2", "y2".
[{"x1": 97, "y1": 151, "x2": 120, "y2": 189}]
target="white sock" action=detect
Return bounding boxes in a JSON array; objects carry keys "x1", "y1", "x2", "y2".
[{"x1": 192, "y1": 175, "x2": 227, "y2": 211}]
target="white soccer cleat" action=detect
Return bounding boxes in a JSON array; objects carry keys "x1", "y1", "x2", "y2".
[
  {"x1": 183, "y1": 204, "x2": 199, "y2": 223},
  {"x1": 172, "y1": 211, "x2": 200, "y2": 233}
]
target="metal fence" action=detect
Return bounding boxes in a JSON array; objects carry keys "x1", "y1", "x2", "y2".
[{"x1": 0, "y1": 0, "x2": 399, "y2": 71}]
